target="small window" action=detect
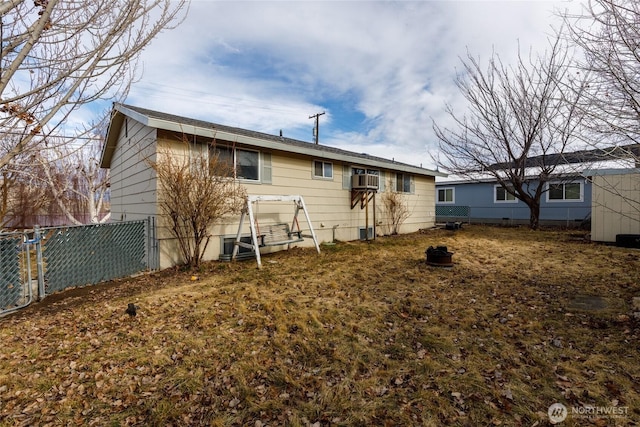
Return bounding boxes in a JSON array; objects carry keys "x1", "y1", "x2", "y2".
[
  {"x1": 437, "y1": 187, "x2": 454, "y2": 204},
  {"x1": 220, "y1": 236, "x2": 255, "y2": 260},
  {"x1": 396, "y1": 173, "x2": 411, "y2": 193},
  {"x1": 547, "y1": 181, "x2": 583, "y2": 202},
  {"x1": 359, "y1": 227, "x2": 374, "y2": 240},
  {"x1": 495, "y1": 185, "x2": 517, "y2": 203},
  {"x1": 313, "y1": 160, "x2": 333, "y2": 178}
]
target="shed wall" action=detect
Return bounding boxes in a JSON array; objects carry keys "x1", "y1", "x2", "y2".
[{"x1": 591, "y1": 173, "x2": 640, "y2": 242}]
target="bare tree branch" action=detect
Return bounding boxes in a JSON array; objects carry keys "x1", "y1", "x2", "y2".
[
  {"x1": 149, "y1": 137, "x2": 247, "y2": 269},
  {"x1": 34, "y1": 139, "x2": 111, "y2": 225},
  {"x1": 433, "y1": 34, "x2": 587, "y2": 229},
  {"x1": 562, "y1": 0, "x2": 640, "y2": 147},
  {"x1": 0, "y1": 0, "x2": 188, "y2": 170}
]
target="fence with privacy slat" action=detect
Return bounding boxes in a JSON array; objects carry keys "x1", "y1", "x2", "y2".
[
  {"x1": 0, "y1": 233, "x2": 29, "y2": 312},
  {"x1": 0, "y1": 218, "x2": 158, "y2": 317}
]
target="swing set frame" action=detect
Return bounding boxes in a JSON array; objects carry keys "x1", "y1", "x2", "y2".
[{"x1": 231, "y1": 195, "x2": 320, "y2": 268}]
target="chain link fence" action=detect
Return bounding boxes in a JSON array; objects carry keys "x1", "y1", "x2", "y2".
[
  {"x1": 0, "y1": 232, "x2": 33, "y2": 315},
  {"x1": 436, "y1": 205, "x2": 590, "y2": 227},
  {"x1": 436, "y1": 205, "x2": 471, "y2": 223},
  {"x1": 0, "y1": 218, "x2": 157, "y2": 317}
]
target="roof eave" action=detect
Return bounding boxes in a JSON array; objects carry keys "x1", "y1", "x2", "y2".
[
  {"x1": 100, "y1": 108, "x2": 125, "y2": 168},
  {"x1": 150, "y1": 118, "x2": 443, "y2": 176},
  {"x1": 107, "y1": 104, "x2": 445, "y2": 177}
]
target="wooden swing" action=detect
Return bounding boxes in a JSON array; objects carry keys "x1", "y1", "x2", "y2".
[{"x1": 231, "y1": 195, "x2": 320, "y2": 268}]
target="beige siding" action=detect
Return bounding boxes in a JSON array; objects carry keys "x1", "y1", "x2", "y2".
[
  {"x1": 591, "y1": 172, "x2": 640, "y2": 242},
  {"x1": 154, "y1": 135, "x2": 216, "y2": 268},
  {"x1": 204, "y1": 151, "x2": 436, "y2": 261},
  {"x1": 109, "y1": 118, "x2": 158, "y2": 222},
  {"x1": 117, "y1": 132, "x2": 437, "y2": 269}
]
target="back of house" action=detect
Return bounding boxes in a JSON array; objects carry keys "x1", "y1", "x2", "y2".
[{"x1": 101, "y1": 104, "x2": 444, "y2": 269}]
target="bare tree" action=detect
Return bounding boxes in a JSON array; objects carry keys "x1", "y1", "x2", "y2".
[
  {"x1": 434, "y1": 36, "x2": 587, "y2": 229},
  {"x1": 36, "y1": 140, "x2": 110, "y2": 225},
  {"x1": 560, "y1": 0, "x2": 640, "y2": 223},
  {"x1": 0, "y1": 0, "x2": 188, "y2": 170},
  {"x1": 380, "y1": 183, "x2": 411, "y2": 235},
  {"x1": 562, "y1": 0, "x2": 640, "y2": 149},
  {"x1": 149, "y1": 142, "x2": 247, "y2": 269},
  {"x1": 0, "y1": 170, "x2": 15, "y2": 228},
  {"x1": 0, "y1": 161, "x2": 49, "y2": 229}
]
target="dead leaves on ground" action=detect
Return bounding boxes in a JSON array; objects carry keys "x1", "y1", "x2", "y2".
[{"x1": 1, "y1": 226, "x2": 639, "y2": 426}]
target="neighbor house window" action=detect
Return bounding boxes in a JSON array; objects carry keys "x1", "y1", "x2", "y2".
[
  {"x1": 495, "y1": 185, "x2": 517, "y2": 203},
  {"x1": 396, "y1": 173, "x2": 412, "y2": 193},
  {"x1": 547, "y1": 181, "x2": 583, "y2": 202},
  {"x1": 313, "y1": 160, "x2": 333, "y2": 178},
  {"x1": 437, "y1": 187, "x2": 454, "y2": 204},
  {"x1": 210, "y1": 145, "x2": 259, "y2": 181}
]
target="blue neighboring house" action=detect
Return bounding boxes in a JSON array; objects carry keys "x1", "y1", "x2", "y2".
[
  {"x1": 434, "y1": 147, "x2": 640, "y2": 227},
  {"x1": 435, "y1": 175, "x2": 592, "y2": 227}
]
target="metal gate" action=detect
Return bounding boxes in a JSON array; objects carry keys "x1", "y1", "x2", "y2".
[
  {"x1": 0, "y1": 232, "x2": 34, "y2": 316},
  {"x1": 0, "y1": 218, "x2": 158, "y2": 317}
]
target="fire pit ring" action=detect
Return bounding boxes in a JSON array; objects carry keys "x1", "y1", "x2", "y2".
[{"x1": 425, "y1": 245, "x2": 454, "y2": 267}]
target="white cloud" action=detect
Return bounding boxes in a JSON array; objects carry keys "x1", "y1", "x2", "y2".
[{"x1": 127, "y1": 0, "x2": 585, "y2": 168}]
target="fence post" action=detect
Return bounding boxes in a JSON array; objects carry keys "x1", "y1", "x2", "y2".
[
  {"x1": 146, "y1": 216, "x2": 158, "y2": 271},
  {"x1": 34, "y1": 225, "x2": 45, "y2": 301}
]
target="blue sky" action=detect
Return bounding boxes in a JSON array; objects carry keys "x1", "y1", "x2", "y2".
[{"x1": 123, "y1": 0, "x2": 582, "y2": 169}]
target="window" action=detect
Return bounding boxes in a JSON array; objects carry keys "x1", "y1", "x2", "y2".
[
  {"x1": 437, "y1": 187, "x2": 454, "y2": 204},
  {"x1": 547, "y1": 181, "x2": 583, "y2": 202},
  {"x1": 212, "y1": 145, "x2": 234, "y2": 176},
  {"x1": 220, "y1": 236, "x2": 255, "y2": 261},
  {"x1": 236, "y1": 149, "x2": 259, "y2": 180},
  {"x1": 495, "y1": 185, "x2": 517, "y2": 203},
  {"x1": 396, "y1": 173, "x2": 411, "y2": 193},
  {"x1": 359, "y1": 227, "x2": 374, "y2": 240},
  {"x1": 313, "y1": 160, "x2": 333, "y2": 178},
  {"x1": 209, "y1": 145, "x2": 259, "y2": 181}
]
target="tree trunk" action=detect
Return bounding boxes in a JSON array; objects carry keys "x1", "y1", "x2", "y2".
[{"x1": 528, "y1": 201, "x2": 541, "y2": 230}]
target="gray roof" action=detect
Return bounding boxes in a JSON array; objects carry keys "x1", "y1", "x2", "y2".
[
  {"x1": 486, "y1": 146, "x2": 640, "y2": 171},
  {"x1": 101, "y1": 103, "x2": 444, "y2": 177}
]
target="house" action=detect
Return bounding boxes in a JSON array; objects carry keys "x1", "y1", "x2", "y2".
[
  {"x1": 435, "y1": 175, "x2": 592, "y2": 227},
  {"x1": 587, "y1": 168, "x2": 640, "y2": 244},
  {"x1": 100, "y1": 104, "x2": 444, "y2": 269},
  {"x1": 435, "y1": 148, "x2": 639, "y2": 227}
]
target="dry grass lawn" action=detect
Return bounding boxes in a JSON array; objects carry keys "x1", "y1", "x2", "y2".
[{"x1": 1, "y1": 225, "x2": 639, "y2": 426}]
